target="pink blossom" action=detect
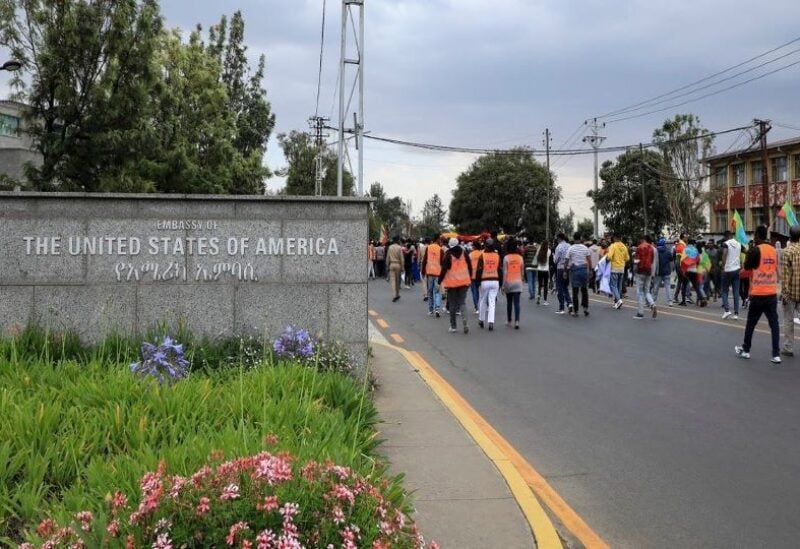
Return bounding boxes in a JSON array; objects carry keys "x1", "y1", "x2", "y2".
[
  {"x1": 264, "y1": 433, "x2": 280, "y2": 445},
  {"x1": 107, "y1": 519, "x2": 121, "y2": 538},
  {"x1": 221, "y1": 483, "x2": 240, "y2": 501},
  {"x1": 68, "y1": 540, "x2": 85, "y2": 549},
  {"x1": 279, "y1": 502, "x2": 300, "y2": 521},
  {"x1": 331, "y1": 484, "x2": 356, "y2": 506},
  {"x1": 169, "y1": 475, "x2": 187, "y2": 499},
  {"x1": 196, "y1": 496, "x2": 211, "y2": 516},
  {"x1": 152, "y1": 532, "x2": 173, "y2": 549},
  {"x1": 331, "y1": 505, "x2": 346, "y2": 525},
  {"x1": 254, "y1": 454, "x2": 293, "y2": 486},
  {"x1": 242, "y1": 541, "x2": 254, "y2": 549},
  {"x1": 225, "y1": 521, "x2": 249, "y2": 546},
  {"x1": 74, "y1": 511, "x2": 93, "y2": 532},
  {"x1": 36, "y1": 518, "x2": 57, "y2": 538},
  {"x1": 190, "y1": 465, "x2": 212, "y2": 487},
  {"x1": 256, "y1": 529, "x2": 277, "y2": 549},
  {"x1": 256, "y1": 495, "x2": 279, "y2": 513},
  {"x1": 18, "y1": 544, "x2": 34, "y2": 549}
]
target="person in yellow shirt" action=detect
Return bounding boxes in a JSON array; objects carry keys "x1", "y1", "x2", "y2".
[{"x1": 607, "y1": 234, "x2": 630, "y2": 309}]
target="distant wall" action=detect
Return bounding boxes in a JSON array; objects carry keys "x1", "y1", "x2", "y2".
[{"x1": 0, "y1": 192, "x2": 369, "y2": 367}]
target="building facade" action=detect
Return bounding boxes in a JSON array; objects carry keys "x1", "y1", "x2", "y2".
[
  {"x1": 0, "y1": 100, "x2": 41, "y2": 188},
  {"x1": 706, "y1": 136, "x2": 800, "y2": 236}
]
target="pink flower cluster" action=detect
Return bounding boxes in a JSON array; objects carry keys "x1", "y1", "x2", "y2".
[{"x1": 23, "y1": 440, "x2": 438, "y2": 549}]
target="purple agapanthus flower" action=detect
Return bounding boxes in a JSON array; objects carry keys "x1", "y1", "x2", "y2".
[
  {"x1": 273, "y1": 326, "x2": 315, "y2": 359},
  {"x1": 130, "y1": 335, "x2": 190, "y2": 384}
]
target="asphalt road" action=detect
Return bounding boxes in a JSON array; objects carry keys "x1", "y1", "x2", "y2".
[{"x1": 368, "y1": 278, "x2": 800, "y2": 549}]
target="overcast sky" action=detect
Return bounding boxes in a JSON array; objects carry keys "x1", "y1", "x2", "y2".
[{"x1": 4, "y1": 0, "x2": 800, "y2": 226}]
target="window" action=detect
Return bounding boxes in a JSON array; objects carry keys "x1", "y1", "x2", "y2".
[
  {"x1": 794, "y1": 155, "x2": 800, "y2": 180},
  {"x1": 0, "y1": 113, "x2": 19, "y2": 137},
  {"x1": 714, "y1": 166, "x2": 727, "y2": 188},
  {"x1": 752, "y1": 161, "x2": 763, "y2": 184},
  {"x1": 751, "y1": 207, "x2": 766, "y2": 227},
  {"x1": 733, "y1": 164, "x2": 745, "y2": 186},
  {"x1": 715, "y1": 210, "x2": 728, "y2": 232},
  {"x1": 772, "y1": 156, "x2": 788, "y2": 182}
]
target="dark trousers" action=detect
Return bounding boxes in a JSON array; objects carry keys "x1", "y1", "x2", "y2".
[
  {"x1": 556, "y1": 269, "x2": 571, "y2": 310},
  {"x1": 448, "y1": 286, "x2": 468, "y2": 329},
  {"x1": 376, "y1": 260, "x2": 386, "y2": 278},
  {"x1": 506, "y1": 291, "x2": 521, "y2": 322},
  {"x1": 572, "y1": 286, "x2": 589, "y2": 310},
  {"x1": 470, "y1": 280, "x2": 480, "y2": 310},
  {"x1": 742, "y1": 295, "x2": 780, "y2": 355},
  {"x1": 537, "y1": 271, "x2": 549, "y2": 300}
]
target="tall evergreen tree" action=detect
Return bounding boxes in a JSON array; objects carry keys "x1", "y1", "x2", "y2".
[{"x1": 277, "y1": 130, "x2": 354, "y2": 196}]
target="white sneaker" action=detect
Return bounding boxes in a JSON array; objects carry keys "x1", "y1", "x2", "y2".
[
  {"x1": 732, "y1": 315, "x2": 739, "y2": 320},
  {"x1": 555, "y1": 310, "x2": 566, "y2": 315},
  {"x1": 794, "y1": 317, "x2": 800, "y2": 326},
  {"x1": 734, "y1": 346, "x2": 750, "y2": 359},
  {"x1": 722, "y1": 311, "x2": 732, "y2": 320},
  {"x1": 542, "y1": 301, "x2": 549, "y2": 306},
  {"x1": 448, "y1": 327, "x2": 457, "y2": 333},
  {"x1": 772, "y1": 356, "x2": 782, "y2": 364}
]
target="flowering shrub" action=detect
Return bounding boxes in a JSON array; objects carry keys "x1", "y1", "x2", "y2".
[
  {"x1": 130, "y1": 336, "x2": 189, "y2": 384},
  {"x1": 272, "y1": 326, "x2": 315, "y2": 360},
  {"x1": 23, "y1": 442, "x2": 437, "y2": 549}
]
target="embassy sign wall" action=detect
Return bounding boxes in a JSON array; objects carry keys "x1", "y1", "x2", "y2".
[{"x1": 0, "y1": 192, "x2": 369, "y2": 365}]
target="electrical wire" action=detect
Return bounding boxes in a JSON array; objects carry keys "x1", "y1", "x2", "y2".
[
  {"x1": 594, "y1": 35, "x2": 800, "y2": 120},
  {"x1": 314, "y1": 0, "x2": 327, "y2": 116},
  {"x1": 605, "y1": 58, "x2": 800, "y2": 124}
]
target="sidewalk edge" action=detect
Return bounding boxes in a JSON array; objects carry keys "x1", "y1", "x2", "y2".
[{"x1": 372, "y1": 339, "x2": 563, "y2": 549}]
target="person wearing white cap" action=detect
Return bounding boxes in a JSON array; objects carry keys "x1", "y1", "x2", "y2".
[{"x1": 476, "y1": 239, "x2": 502, "y2": 330}]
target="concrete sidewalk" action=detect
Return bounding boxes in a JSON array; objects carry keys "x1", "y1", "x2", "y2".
[{"x1": 370, "y1": 323, "x2": 536, "y2": 548}]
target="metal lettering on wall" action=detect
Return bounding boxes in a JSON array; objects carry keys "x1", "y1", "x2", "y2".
[{"x1": 21, "y1": 220, "x2": 340, "y2": 283}]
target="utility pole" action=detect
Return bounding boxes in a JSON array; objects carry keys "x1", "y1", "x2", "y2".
[
  {"x1": 755, "y1": 118, "x2": 772, "y2": 229},
  {"x1": 583, "y1": 118, "x2": 606, "y2": 238},
  {"x1": 337, "y1": 0, "x2": 365, "y2": 197},
  {"x1": 544, "y1": 128, "x2": 552, "y2": 243},
  {"x1": 308, "y1": 116, "x2": 330, "y2": 196},
  {"x1": 639, "y1": 143, "x2": 648, "y2": 235}
]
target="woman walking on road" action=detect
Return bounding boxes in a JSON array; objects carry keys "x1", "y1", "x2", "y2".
[
  {"x1": 503, "y1": 238, "x2": 524, "y2": 329},
  {"x1": 477, "y1": 239, "x2": 502, "y2": 331},
  {"x1": 440, "y1": 238, "x2": 473, "y2": 334},
  {"x1": 536, "y1": 241, "x2": 550, "y2": 305}
]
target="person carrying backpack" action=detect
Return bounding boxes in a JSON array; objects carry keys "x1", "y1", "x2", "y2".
[{"x1": 634, "y1": 234, "x2": 657, "y2": 319}]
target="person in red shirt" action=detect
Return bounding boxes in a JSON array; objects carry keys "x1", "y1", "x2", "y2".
[{"x1": 634, "y1": 235, "x2": 657, "y2": 319}]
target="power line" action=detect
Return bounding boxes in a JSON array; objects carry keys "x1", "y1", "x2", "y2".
[
  {"x1": 314, "y1": 0, "x2": 327, "y2": 116},
  {"x1": 594, "y1": 35, "x2": 800, "y2": 120},
  {"x1": 773, "y1": 121, "x2": 800, "y2": 132},
  {"x1": 605, "y1": 58, "x2": 800, "y2": 124}
]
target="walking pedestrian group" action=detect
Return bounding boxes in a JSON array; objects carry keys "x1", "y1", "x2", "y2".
[{"x1": 370, "y1": 223, "x2": 796, "y2": 364}]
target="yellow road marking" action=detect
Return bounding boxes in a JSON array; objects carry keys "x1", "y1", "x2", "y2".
[
  {"x1": 376, "y1": 318, "x2": 389, "y2": 329},
  {"x1": 372, "y1": 339, "x2": 582, "y2": 549},
  {"x1": 368, "y1": 309, "x2": 379, "y2": 317},
  {"x1": 390, "y1": 333, "x2": 404, "y2": 343}
]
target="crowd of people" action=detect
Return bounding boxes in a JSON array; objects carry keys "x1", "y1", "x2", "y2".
[{"x1": 368, "y1": 224, "x2": 800, "y2": 363}]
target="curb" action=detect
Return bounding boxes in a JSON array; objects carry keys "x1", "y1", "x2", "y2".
[{"x1": 371, "y1": 339, "x2": 563, "y2": 549}]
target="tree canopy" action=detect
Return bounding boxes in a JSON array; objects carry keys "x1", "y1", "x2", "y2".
[
  {"x1": 449, "y1": 149, "x2": 559, "y2": 240},
  {"x1": 589, "y1": 148, "x2": 669, "y2": 238},
  {"x1": 368, "y1": 182, "x2": 409, "y2": 239},
  {"x1": 416, "y1": 194, "x2": 447, "y2": 238},
  {"x1": 0, "y1": 2, "x2": 274, "y2": 193},
  {"x1": 276, "y1": 130, "x2": 354, "y2": 196}
]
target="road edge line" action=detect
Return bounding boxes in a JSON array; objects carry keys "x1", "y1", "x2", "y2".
[{"x1": 372, "y1": 339, "x2": 563, "y2": 549}]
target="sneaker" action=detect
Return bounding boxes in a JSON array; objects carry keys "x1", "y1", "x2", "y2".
[
  {"x1": 794, "y1": 317, "x2": 800, "y2": 326},
  {"x1": 568, "y1": 305, "x2": 574, "y2": 314},
  {"x1": 474, "y1": 309, "x2": 479, "y2": 315},
  {"x1": 456, "y1": 311, "x2": 462, "y2": 316},
  {"x1": 668, "y1": 301, "x2": 674, "y2": 307},
  {"x1": 428, "y1": 311, "x2": 434, "y2": 316},
  {"x1": 651, "y1": 304, "x2": 657, "y2": 319},
  {"x1": 781, "y1": 350, "x2": 794, "y2": 357},
  {"x1": 392, "y1": 296, "x2": 400, "y2": 302},
  {"x1": 722, "y1": 311, "x2": 732, "y2": 320},
  {"x1": 478, "y1": 320, "x2": 485, "y2": 329},
  {"x1": 423, "y1": 296, "x2": 428, "y2": 302},
  {"x1": 555, "y1": 310, "x2": 566, "y2": 315},
  {"x1": 434, "y1": 310, "x2": 440, "y2": 318},
  {"x1": 571, "y1": 311, "x2": 578, "y2": 317},
  {"x1": 542, "y1": 301, "x2": 549, "y2": 306},
  {"x1": 514, "y1": 322, "x2": 519, "y2": 330},
  {"x1": 448, "y1": 327, "x2": 457, "y2": 333},
  {"x1": 613, "y1": 300, "x2": 623, "y2": 310},
  {"x1": 678, "y1": 301, "x2": 687, "y2": 306},
  {"x1": 686, "y1": 297, "x2": 694, "y2": 304},
  {"x1": 536, "y1": 297, "x2": 541, "y2": 305},
  {"x1": 633, "y1": 313, "x2": 644, "y2": 319},
  {"x1": 733, "y1": 314, "x2": 739, "y2": 320},
  {"x1": 772, "y1": 356, "x2": 782, "y2": 364},
  {"x1": 488, "y1": 323, "x2": 494, "y2": 331},
  {"x1": 734, "y1": 346, "x2": 750, "y2": 359},
  {"x1": 584, "y1": 309, "x2": 590, "y2": 317}
]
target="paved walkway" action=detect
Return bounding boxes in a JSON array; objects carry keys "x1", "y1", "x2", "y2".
[{"x1": 369, "y1": 322, "x2": 536, "y2": 548}]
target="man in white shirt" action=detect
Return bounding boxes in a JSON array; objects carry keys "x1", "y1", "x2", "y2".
[{"x1": 721, "y1": 230, "x2": 742, "y2": 320}]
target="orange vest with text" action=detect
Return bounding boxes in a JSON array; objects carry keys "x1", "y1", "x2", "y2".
[
  {"x1": 750, "y1": 243, "x2": 778, "y2": 296},
  {"x1": 442, "y1": 253, "x2": 471, "y2": 289},
  {"x1": 425, "y1": 243, "x2": 442, "y2": 276},
  {"x1": 505, "y1": 254, "x2": 523, "y2": 284},
  {"x1": 481, "y1": 252, "x2": 500, "y2": 280},
  {"x1": 469, "y1": 249, "x2": 483, "y2": 280}
]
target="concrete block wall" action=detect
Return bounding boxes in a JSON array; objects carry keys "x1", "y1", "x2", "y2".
[{"x1": 0, "y1": 192, "x2": 370, "y2": 368}]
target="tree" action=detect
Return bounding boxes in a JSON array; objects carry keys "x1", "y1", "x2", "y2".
[
  {"x1": 1, "y1": 0, "x2": 164, "y2": 191},
  {"x1": 652, "y1": 114, "x2": 714, "y2": 234},
  {"x1": 555, "y1": 208, "x2": 575, "y2": 237},
  {"x1": 416, "y1": 193, "x2": 447, "y2": 238},
  {"x1": 576, "y1": 218, "x2": 594, "y2": 240},
  {"x1": 367, "y1": 182, "x2": 409, "y2": 237},
  {"x1": 205, "y1": 11, "x2": 275, "y2": 192},
  {"x1": 588, "y1": 148, "x2": 669, "y2": 238},
  {"x1": 277, "y1": 130, "x2": 353, "y2": 196},
  {"x1": 449, "y1": 149, "x2": 559, "y2": 240}
]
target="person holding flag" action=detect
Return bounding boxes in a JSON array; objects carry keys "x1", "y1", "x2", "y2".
[
  {"x1": 721, "y1": 229, "x2": 742, "y2": 320},
  {"x1": 777, "y1": 199, "x2": 799, "y2": 227}
]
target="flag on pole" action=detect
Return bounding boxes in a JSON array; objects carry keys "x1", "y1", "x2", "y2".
[
  {"x1": 731, "y1": 211, "x2": 749, "y2": 246},
  {"x1": 776, "y1": 199, "x2": 799, "y2": 227},
  {"x1": 380, "y1": 224, "x2": 389, "y2": 246}
]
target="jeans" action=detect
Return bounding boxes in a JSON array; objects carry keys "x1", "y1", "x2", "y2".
[
  {"x1": 556, "y1": 268, "x2": 572, "y2": 311},
  {"x1": 570, "y1": 266, "x2": 589, "y2": 311},
  {"x1": 686, "y1": 272, "x2": 706, "y2": 300},
  {"x1": 526, "y1": 270, "x2": 536, "y2": 299},
  {"x1": 427, "y1": 275, "x2": 442, "y2": 313},
  {"x1": 721, "y1": 271, "x2": 740, "y2": 314},
  {"x1": 479, "y1": 280, "x2": 500, "y2": 324},
  {"x1": 610, "y1": 271, "x2": 624, "y2": 302},
  {"x1": 506, "y1": 291, "x2": 521, "y2": 322},
  {"x1": 447, "y1": 286, "x2": 468, "y2": 329},
  {"x1": 470, "y1": 280, "x2": 480, "y2": 310},
  {"x1": 537, "y1": 271, "x2": 549, "y2": 300},
  {"x1": 652, "y1": 274, "x2": 671, "y2": 304},
  {"x1": 636, "y1": 274, "x2": 655, "y2": 315},
  {"x1": 782, "y1": 298, "x2": 799, "y2": 354},
  {"x1": 742, "y1": 295, "x2": 779, "y2": 356}
]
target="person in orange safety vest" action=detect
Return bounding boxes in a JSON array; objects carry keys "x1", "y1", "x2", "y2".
[{"x1": 439, "y1": 237, "x2": 473, "y2": 334}]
